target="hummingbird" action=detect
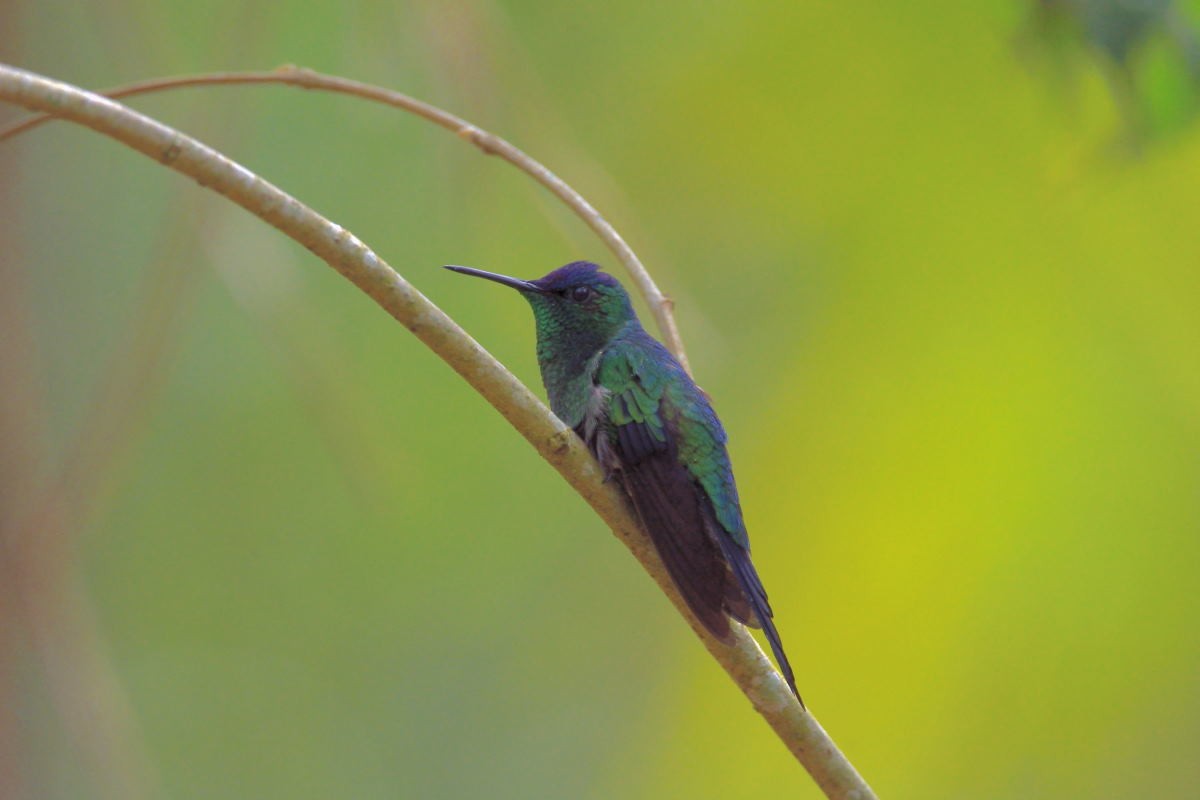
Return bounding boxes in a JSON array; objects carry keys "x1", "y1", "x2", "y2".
[{"x1": 445, "y1": 261, "x2": 800, "y2": 703}]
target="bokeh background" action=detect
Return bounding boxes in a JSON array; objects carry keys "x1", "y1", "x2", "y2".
[{"x1": 3, "y1": 2, "x2": 1199, "y2": 798}]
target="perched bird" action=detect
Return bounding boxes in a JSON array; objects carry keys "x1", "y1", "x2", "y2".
[{"x1": 446, "y1": 261, "x2": 800, "y2": 703}]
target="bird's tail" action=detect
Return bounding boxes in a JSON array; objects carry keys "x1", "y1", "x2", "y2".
[{"x1": 718, "y1": 536, "x2": 802, "y2": 707}]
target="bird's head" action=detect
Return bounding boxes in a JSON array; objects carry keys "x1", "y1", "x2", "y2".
[{"x1": 445, "y1": 261, "x2": 637, "y2": 347}]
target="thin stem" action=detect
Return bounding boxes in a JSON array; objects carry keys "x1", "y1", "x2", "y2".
[
  {"x1": 0, "y1": 66, "x2": 691, "y2": 373},
  {"x1": 0, "y1": 64, "x2": 876, "y2": 800}
]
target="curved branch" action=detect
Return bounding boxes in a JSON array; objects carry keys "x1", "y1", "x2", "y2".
[
  {"x1": 0, "y1": 66, "x2": 691, "y2": 372},
  {"x1": 0, "y1": 63, "x2": 876, "y2": 800}
]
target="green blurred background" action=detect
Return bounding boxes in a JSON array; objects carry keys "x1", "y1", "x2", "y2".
[{"x1": 3, "y1": 1, "x2": 1199, "y2": 797}]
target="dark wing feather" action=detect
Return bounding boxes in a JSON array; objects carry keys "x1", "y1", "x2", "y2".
[
  {"x1": 594, "y1": 377, "x2": 741, "y2": 642},
  {"x1": 585, "y1": 349, "x2": 736, "y2": 641},
  {"x1": 612, "y1": 392, "x2": 663, "y2": 465},
  {"x1": 617, "y1": 445, "x2": 735, "y2": 642},
  {"x1": 592, "y1": 339, "x2": 801, "y2": 703}
]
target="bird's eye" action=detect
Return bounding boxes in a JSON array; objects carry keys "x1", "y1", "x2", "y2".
[{"x1": 570, "y1": 285, "x2": 592, "y2": 302}]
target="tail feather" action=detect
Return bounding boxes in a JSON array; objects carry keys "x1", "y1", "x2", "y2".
[{"x1": 716, "y1": 533, "x2": 802, "y2": 706}]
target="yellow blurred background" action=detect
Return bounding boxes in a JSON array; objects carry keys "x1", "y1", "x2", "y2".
[{"x1": 2, "y1": 2, "x2": 1198, "y2": 797}]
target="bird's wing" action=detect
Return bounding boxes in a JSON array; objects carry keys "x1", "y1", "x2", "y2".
[
  {"x1": 593, "y1": 341, "x2": 743, "y2": 642},
  {"x1": 596, "y1": 338, "x2": 800, "y2": 700},
  {"x1": 666, "y1": 376, "x2": 800, "y2": 699}
]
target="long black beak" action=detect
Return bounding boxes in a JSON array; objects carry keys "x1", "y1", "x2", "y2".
[{"x1": 443, "y1": 265, "x2": 543, "y2": 293}]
